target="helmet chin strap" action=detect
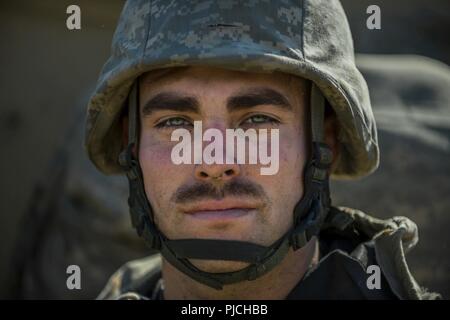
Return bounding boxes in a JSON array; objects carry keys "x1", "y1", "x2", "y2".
[{"x1": 119, "y1": 80, "x2": 332, "y2": 290}]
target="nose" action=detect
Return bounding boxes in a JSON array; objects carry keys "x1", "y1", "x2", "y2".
[{"x1": 194, "y1": 163, "x2": 241, "y2": 182}]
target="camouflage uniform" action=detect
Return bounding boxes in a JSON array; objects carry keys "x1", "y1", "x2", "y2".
[{"x1": 85, "y1": 0, "x2": 440, "y2": 299}]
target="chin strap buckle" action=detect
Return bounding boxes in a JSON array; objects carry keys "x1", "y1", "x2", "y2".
[
  {"x1": 247, "y1": 263, "x2": 267, "y2": 281},
  {"x1": 290, "y1": 198, "x2": 323, "y2": 250},
  {"x1": 311, "y1": 142, "x2": 333, "y2": 183},
  {"x1": 291, "y1": 231, "x2": 308, "y2": 250}
]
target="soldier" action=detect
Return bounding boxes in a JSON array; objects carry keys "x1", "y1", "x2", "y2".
[{"x1": 85, "y1": 0, "x2": 440, "y2": 299}]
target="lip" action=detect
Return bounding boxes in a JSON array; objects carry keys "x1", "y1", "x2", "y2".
[
  {"x1": 181, "y1": 199, "x2": 258, "y2": 221},
  {"x1": 182, "y1": 199, "x2": 258, "y2": 214},
  {"x1": 187, "y1": 208, "x2": 255, "y2": 220}
]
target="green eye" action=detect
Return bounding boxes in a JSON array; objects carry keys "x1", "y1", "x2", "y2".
[
  {"x1": 243, "y1": 114, "x2": 279, "y2": 125},
  {"x1": 156, "y1": 117, "x2": 191, "y2": 128}
]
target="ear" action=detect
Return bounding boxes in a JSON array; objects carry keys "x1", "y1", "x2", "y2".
[{"x1": 324, "y1": 108, "x2": 340, "y2": 173}]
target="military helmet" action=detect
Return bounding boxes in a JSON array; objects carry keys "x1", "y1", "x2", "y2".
[
  {"x1": 85, "y1": 0, "x2": 379, "y2": 289},
  {"x1": 86, "y1": 0, "x2": 378, "y2": 180}
]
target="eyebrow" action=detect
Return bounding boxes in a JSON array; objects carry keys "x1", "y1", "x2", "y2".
[
  {"x1": 227, "y1": 87, "x2": 292, "y2": 112},
  {"x1": 141, "y1": 87, "x2": 292, "y2": 116},
  {"x1": 142, "y1": 92, "x2": 199, "y2": 116}
]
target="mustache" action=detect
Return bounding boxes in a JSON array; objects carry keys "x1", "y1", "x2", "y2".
[{"x1": 172, "y1": 178, "x2": 267, "y2": 204}]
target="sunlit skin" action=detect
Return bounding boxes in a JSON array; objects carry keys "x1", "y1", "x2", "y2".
[{"x1": 124, "y1": 66, "x2": 338, "y2": 299}]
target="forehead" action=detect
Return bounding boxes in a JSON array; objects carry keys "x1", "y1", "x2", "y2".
[{"x1": 139, "y1": 66, "x2": 307, "y2": 96}]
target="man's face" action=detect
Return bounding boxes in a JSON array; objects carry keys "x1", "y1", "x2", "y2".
[{"x1": 138, "y1": 66, "x2": 309, "y2": 272}]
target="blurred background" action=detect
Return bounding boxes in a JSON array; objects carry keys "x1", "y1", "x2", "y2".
[{"x1": 0, "y1": 0, "x2": 449, "y2": 299}]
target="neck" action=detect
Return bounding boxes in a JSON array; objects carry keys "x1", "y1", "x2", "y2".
[{"x1": 162, "y1": 237, "x2": 319, "y2": 300}]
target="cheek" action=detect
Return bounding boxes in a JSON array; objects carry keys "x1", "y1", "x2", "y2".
[
  {"x1": 138, "y1": 135, "x2": 187, "y2": 208},
  {"x1": 279, "y1": 131, "x2": 306, "y2": 175},
  {"x1": 259, "y1": 129, "x2": 306, "y2": 210},
  {"x1": 273, "y1": 128, "x2": 306, "y2": 178},
  {"x1": 275, "y1": 132, "x2": 307, "y2": 232},
  {"x1": 140, "y1": 141, "x2": 173, "y2": 169}
]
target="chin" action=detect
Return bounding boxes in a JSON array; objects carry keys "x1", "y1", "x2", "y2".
[{"x1": 176, "y1": 222, "x2": 257, "y2": 241}]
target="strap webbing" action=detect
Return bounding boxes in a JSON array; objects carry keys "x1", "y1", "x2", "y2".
[
  {"x1": 165, "y1": 239, "x2": 269, "y2": 263},
  {"x1": 128, "y1": 81, "x2": 138, "y2": 146},
  {"x1": 160, "y1": 232, "x2": 292, "y2": 289},
  {"x1": 311, "y1": 84, "x2": 325, "y2": 143}
]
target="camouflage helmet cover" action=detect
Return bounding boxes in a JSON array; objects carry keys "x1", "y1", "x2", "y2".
[{"x1": 85, "y1": 0, "x2": 379, "y2": 179}]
